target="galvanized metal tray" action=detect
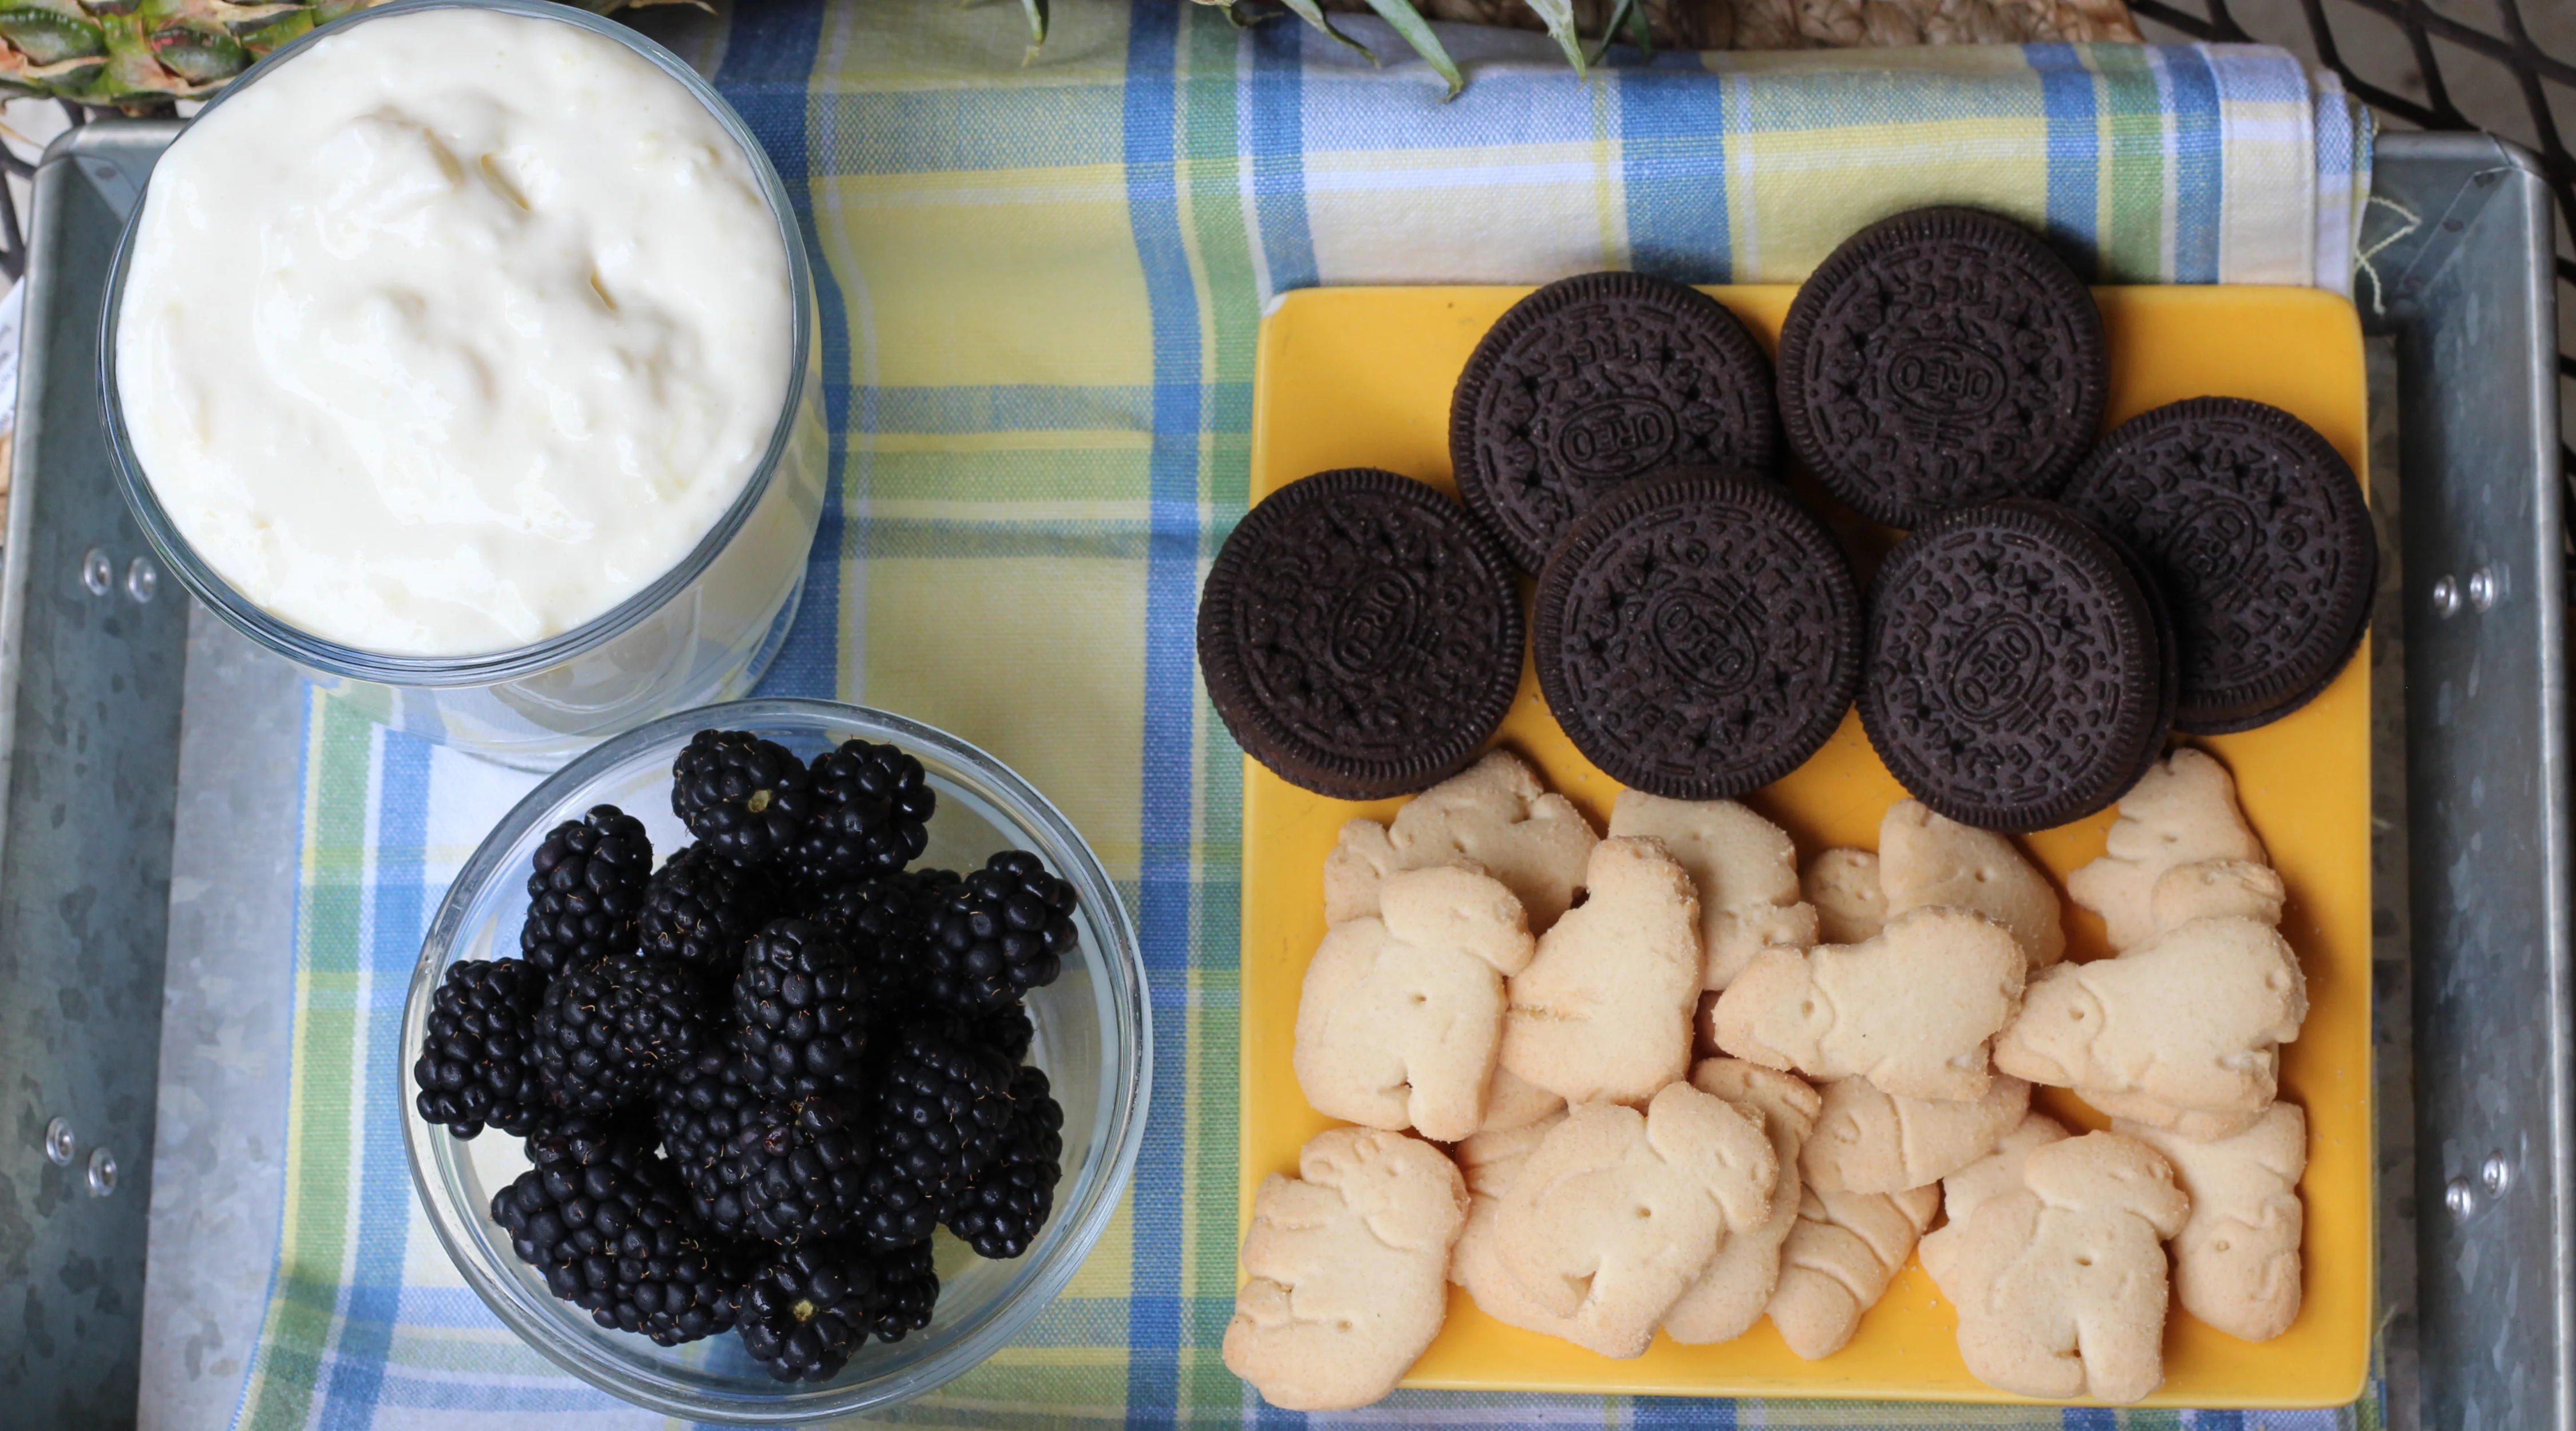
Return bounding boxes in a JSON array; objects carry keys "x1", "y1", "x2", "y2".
[
  {"x1": 2364, "y1": 131, "x2": 2573, "y2": 1431},
  {"x1": 0, "y1": 120, "x2": 189, "y2": 1428},
  {"x1": 0, "y1": 121, "x2": 2559, "y2": 1429}
]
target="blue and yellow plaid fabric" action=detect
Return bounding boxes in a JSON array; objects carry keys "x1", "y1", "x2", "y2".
[{"x1": 226, "y1": 2, "x2": 2378, "y2": 1425}]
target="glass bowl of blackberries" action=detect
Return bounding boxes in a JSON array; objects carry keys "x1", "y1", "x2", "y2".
[{"x1": 399, "y1": 698, "x2": 1150, "y2": 1421}]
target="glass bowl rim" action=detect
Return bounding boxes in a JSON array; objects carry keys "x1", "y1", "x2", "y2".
[
  {"x1": 96, "y1": 0, "x2": 817, "y2": 686},
  {"x1": 400, "y1": 697, "x2": 1154, "y2": 1421}
]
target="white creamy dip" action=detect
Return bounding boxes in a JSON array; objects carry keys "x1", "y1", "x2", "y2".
[{"x1": 115, "y1": 8, "x2": 793, "y2": 658}]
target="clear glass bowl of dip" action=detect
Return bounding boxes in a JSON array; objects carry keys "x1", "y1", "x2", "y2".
[
  {"x1": 401, "y1": 698, "x2": 1151, "y2": 1421},
  {"x1": 98, "y1": 0, "x2": 828, "y2": 771}
]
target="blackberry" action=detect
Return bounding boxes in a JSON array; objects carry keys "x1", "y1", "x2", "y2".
[
  {"x1": 728, "y1": 1092, "x2": 875, "y2": 1245},
  {"x1": 640, "y1": 844, "x2": 773, "y2": 986},
  {"x1": 519, "y1": 805, "x2": 653, "y2": 977},
  {"x1": 656, "y1": 1043, "x2": 874, "y2": 1245},
  {"x1": 970, "y1": 1002, "x2": 1036, "y2": 1065},
  {"x1": 917, "y1": 852, "x2": 1080, "y2": 1012},
  {"x1": 791, "y1": 740, "x2": 936, "y2": 886},
  {"x1": 412, "y1": 958, "x2": 547, "y2": 1139},
  {"x1": 863, "y1": 1238, "x2": 939, "y2": 1343},
  {"x1": 731, "y1": 1238, "x2": 904, "y2": 1381},
  {"x1": 947, "y1": 1066, "x2": 1065, "y2": 1259},
  {"x1": 534, "y1": 954, "x2": 709, "y2": 1114},
  {"x1": 856, "y1": 1019, "x2": 1017, "y2": 1247},
  {"x1": 673, "y1": 729, "x2": 814, "y2": 867},
  {"x1": 734, "y1": 919, "x2": 871, "y2": 1102},
  {"x1": 490, "y1": 1124, "x2": 744, "y2": 1347},
  {"x1": 655, "y1": 1045, "x2": 766, "y2": 1236},
  {"x1": 808, "y1": 868, "x2": 959, "y2": 1006}
]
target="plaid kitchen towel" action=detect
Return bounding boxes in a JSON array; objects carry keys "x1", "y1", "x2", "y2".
[{"x1": 218, "y1": 2, "x2": 2380, "y2": 1426}]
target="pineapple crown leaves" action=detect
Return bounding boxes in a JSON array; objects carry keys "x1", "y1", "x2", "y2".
[
  {"x1": 1173, "y1": 0, "x2": 1646, "y2": 100},
  {"x1": 1197, "y1": 0, "x2": 1469, "y2": 98},
  {"x1": 1017, "y1": 0, "x2": 1045, "y2": 65},
  {"x1": 1592, "y1": 0, "x2": 1651, "y2": 61},
  {"x1": 0, "y1": 0, "x2": 698, "y2": 107}
]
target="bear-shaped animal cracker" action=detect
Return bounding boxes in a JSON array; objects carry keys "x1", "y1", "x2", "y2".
[
  {"x1": 1804, "y1": 848, "x2": 1885, "y2": 945},
  {"x1": 1664, "y1": 1060, "x2": 1823, "y2": 1345},
  {"x1": 1325, "y1": 749, "x2": 1599, "y2": 933},
  {"x1": 1711, "y1": 906, "x2": 2025, "y2": 1102},
  {"x1": 1447, "y1": 1110, "x2": 1583, "y2": 1341},
  {"x1": 1294, "y1": 863, "x2": 1534, "y2": 1142},
  {"x1": 2114, "y1": 1102, "x2": 2306, "y2": 1342},
  {"x1": 1764, "y1": 1181, "x2": 1942, "y2": 1360},
  {"x1": 1494, "y1": 1082, "x2": 1777, "y2": 1358},
  {"x1": 2065, "y1": 748, "x2": 2268, "y2": 952},
  {"x1": 1223, "y1": 1127, "x2": 1470, "y2": 1411},
  {"x1": 1879, "y1": 799, "x2": 2065, "y2": 969},
  {"x1": 1607, "y1": 791, "x2": 1818, "y2": 990},
  {"x1": 1475, "y1": 1063, "x2": 1566, "y2": 1135},
  {"x1": 1499, "y1": 837, "x2": 1702, "y2": 1105},
  {"x1": 1917, "y1": 1110, "x2": 2071, "y2": 1293},
  {"x1": 1994, "y1": 914, "x2": 2306, "y2": 1142},
  {"x1": 1943, "y1": 1131, "x2": 2190, "y2": 1404},
  {"x1": 1800, "y1": 1073, "x2": 2031, "y2": 1195}
]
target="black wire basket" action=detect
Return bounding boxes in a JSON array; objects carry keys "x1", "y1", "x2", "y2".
[{"x1": 2131, "y1": 0, "x2": 2576, "y2": 555}]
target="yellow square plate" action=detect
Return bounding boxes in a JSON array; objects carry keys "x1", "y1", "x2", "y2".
[{"x1": 1239, "y1": 284, "x2": 2372, "y2": 1408}]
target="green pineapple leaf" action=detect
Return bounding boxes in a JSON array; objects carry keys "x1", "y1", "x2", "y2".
[
  {"x1": 1522, "y1": 0, "x2": 1586, "y2": 77},
  {"x1": 0, "y1": 4, "x2": 105, "y2": 65},
  {"x1": 1017, "y1": 0, "x2": 1043, "y2": 62},
  {"x1": 146, "y1": 18, "x2": 246, "y2": 82},
  {"x1": 1357, "y1": 0, "x2": 1460, "y2": 98},
  {"x1": 1590, "y1": 0, "x2": 1649, "y2": 61},
  {"x1": 1279, "y1": 0, "x2": 1374, "y2": 62}
]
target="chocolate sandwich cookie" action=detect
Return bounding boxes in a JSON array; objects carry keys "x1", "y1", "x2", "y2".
[
  {"x1": 2103, "y1": 526, "x2": 2182, "y2": 790},
  {"x1": 1452, "y1": 272, "x2": 1778, "y2": 572},
  {"x1": 1534, "y1": 468, "x2": 1859, "y2": 800},
  {"x1": 1860, "y1": 500, "x2": 2170, "y2": 832},
  {"x1": 2059, "y1": 397, "x2": 2377, "y2": 733},
  {"x1": 1777, "y1": 207, "x2": 2108, "y2": 529},
  {"x1": 1198, "y1": 468, "x2": 1522, "y2": 801}
]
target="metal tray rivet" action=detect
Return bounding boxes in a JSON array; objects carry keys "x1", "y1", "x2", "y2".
[
  {"x1": 2446, "y1": 1176, "x2": 2477, "y2": 1219},
  {"x1": 2432, "y1": 574, "x2": 2462, "y2": 618},
  {"x1": 125, "y1": 556, "x2": 156, "y2": 604},
  {"x1": 2483, "y1": 1155, "x2": 2511, "y2": 1196},
  {"x1": 2468, "y1": 567, "x2": 2497, "y2": 612},
  {"x1": 42, "y1": 1117, "x2": 74, "y2": 1166},
  {"x1": 84, "y1": 1147, "x2": 115, "y2": 1197},
  {"x1": 80, "y1": 548, "x2": 111, "y2": 597}
]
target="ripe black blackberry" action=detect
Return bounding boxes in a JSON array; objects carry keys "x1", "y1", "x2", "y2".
[
  {"x1": 807, "y1": 867, "x2": 959, "y2": 1006},
  {"x1": 970, "y1": 1001, "x2": 1035, "y2": 1064},
  {"x1": 655, "y1": 1045, "x2": 760, "y2": 1224},
  {"x1": 656, "y1": 1042, "x2": 874, "y2": 1246},
  {"x1": 856, "y1": 1019, "x2": 1017, "y2": 1247},
  {"x1": 791, "y1": 740, "x2": 937, "y2": 886},
  {"x1": 863, "y1": 1238, "x2": 939, "y2": 1343},
  {"x1": 519, "y1": 805, "x2": 653, "y2": 977},
  {"x1": 734, "y1": 919, "x2": 871, "y2": 1102},
  {"x1": 490, "y1": 1122, "x2": 744, "y2": 1347},
  {"x1": 639, "y1": 844, "x2": 772, "y2": 987},
  {"x1": 730, "y1": 1092, "x2": 876, "y2": 1245},
  {"x1": 730, "y1": 1238, "x2": 896, "y2": 1382},
  {"x1": 533, "y1": 953, "x2": 709, "y2": 1114},
  {"x1": 412, "y1": 958, "x2": 548, "y2": 1140},
  {"x1": 673, "y1": 729, "x2": 814, "y2": 867},
  {"x1": 916, "y1": 852, "x2": 1080, "y2": 1012},
  {"x1": 946, "y1": 1066, "x2": 1065, "y2": 1259}
]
